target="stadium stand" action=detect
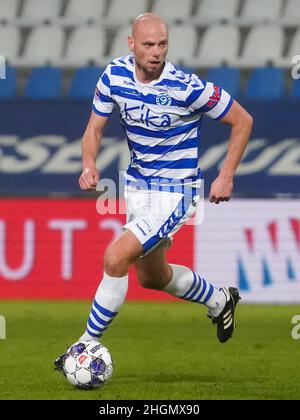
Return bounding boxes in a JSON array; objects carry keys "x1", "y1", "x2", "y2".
[
  {"x1": 237, "y1": 0, "x2": 283, "y2": 25},
  {"x1": 277, "y1": 27, "x2": 300, "y2": 68},
  {"x1": 233, "y1": 25, "x2": 284, "y2": 68},
  {"x1": 62, "y1": 25, "x2": 107, "y2": 67},
  {"x1": 245, "y1": 67, "x2": 285, "y2": 100},
  {"x1": 68, "y1": 66, "x2": 103, "y2": 99},
  {"x1": 207, "y1": 67, "x2": 240, "y2": 97},
  {"x1": 166, "y1": 25, "x2": 198, "y2": 66},
  {"x1": 15, "y1": 25, "x2": 64, "y2": 67},
  {"x1": 152, "y1": 0, "x2": 193, "y2": 23},
  {"x1": 0, "y1": 66, "x2": 17, "y2": 99},
  {"x1": 0, "y1": 0, "x2": 299, "y2": 99},
  {"x1": 190, "y1": 0, "x2": 240, "y2": 25},
  {"x1": 59, "y1": 0, "x2": 107, "y2": 26},
  {"x1": 0, "y1": 24, "x2": 20, "y2": 66},
  {"x1": 0, "y1": 0, "x2": 20, "y2": 23},
  {"x1": 18, "y1": 0, "x2": 62, "y2": 26},
  {"x1": 281, "y1": 0, "x2": 300, "y2": 27},
  {"x1": 191, "y1": 24, "x2": 240, "y2": 68},
  {"x1": 24, "y1": 66, "x2": 61, "y2": 99},
  {"x1": 107, "y1": 0, "x2": 150, "y2": 24},
  {"x1": 291, "y1": 79, "x2": 300, "y2": 98},
  {"x1": 108, "y1": 25, "x2": 132, "y2": 61}
]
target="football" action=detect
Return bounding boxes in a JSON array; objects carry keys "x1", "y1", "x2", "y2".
[{"x1": 62, "y1": 340, "x2": 113, "y2": 389}]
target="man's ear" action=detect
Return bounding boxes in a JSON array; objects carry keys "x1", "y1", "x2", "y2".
[{"x1": 128, "y1": 36, "x2": 134, "y2": 52}]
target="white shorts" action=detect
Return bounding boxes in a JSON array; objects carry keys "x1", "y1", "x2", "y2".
[{"x1": 123, "y1": 183, "x2": 200, "y2": 256}]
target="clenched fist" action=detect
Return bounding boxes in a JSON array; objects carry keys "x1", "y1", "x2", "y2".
[{"x1": 79, "y1": 167, "x2": 99, "y2": 191}]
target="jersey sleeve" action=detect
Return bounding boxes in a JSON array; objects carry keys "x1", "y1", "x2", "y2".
[
  {"x1": 188, "y1": 76, "x2": 233, "y2": 120},
  {"x1": 92, "y1": 66, "x2": 115, "y2": 117}
]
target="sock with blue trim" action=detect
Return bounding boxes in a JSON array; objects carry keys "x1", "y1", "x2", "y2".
[
  {"x1": 79, "y1": 272, "x2": 128, "y2": 342},
  {"x1": 163, "y1": 264, "x2": 226, "y2": 317}
]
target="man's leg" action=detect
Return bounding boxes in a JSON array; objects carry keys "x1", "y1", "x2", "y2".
[
  {"x1": 134, "y1": 242, "x2": 172, "y2": 290},
  {"x1": 134, "y1": 244, "x2": 240, "y2": 343},
  {"x1": 135, "y1": 243, "x2": 225, "y2": 312},
  {"x1": 79, "y1": 230, "x2": 143, "y2": 342}
]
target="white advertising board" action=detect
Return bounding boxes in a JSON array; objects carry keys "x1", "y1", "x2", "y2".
[{"x1": 194, "y1": 200, "x2": 300, "y2": 303}]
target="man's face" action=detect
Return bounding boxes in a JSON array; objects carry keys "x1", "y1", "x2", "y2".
[{"x1": 128, "y1": 21, "x2": 168, "y2": 73}]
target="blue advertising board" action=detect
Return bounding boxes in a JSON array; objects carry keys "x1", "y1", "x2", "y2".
[{"x1": 0, "y1": 99, "x2": 299, "y2": 196}]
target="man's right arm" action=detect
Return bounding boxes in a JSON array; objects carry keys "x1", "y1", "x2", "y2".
[{"x1": 79, "y1": 111, "x2": 109, "y2": 191}]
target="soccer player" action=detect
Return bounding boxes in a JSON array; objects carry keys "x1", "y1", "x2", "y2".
[{"x1": 55, "y1": 13, "x2": 252, "y2": 370}]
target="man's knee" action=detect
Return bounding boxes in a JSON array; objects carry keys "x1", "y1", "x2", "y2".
[{"x1": 104, "y1": 248, "x2": 130, "y2": 277}]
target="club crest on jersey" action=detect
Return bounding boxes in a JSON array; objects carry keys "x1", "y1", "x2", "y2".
[{"x1": 156, "y1": 93, "x2": 172, "y2": 106}]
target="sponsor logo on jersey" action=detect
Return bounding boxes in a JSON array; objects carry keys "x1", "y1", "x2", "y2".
[
  {"x1": 123, "y1": 80, "x2": 136, "y2": 87},
  {"x1": 206, "y1": 85, "x2": 221, "y2": 109}
]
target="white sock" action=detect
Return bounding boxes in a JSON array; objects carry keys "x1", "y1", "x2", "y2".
[
  {"x1": 79, "y1": 272, "x2": 128, "y2": 342},
  {"x1": 163, "y1": 264, "x2": 226, "y2": 317}
]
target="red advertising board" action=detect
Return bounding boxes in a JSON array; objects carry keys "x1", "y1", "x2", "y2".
[{"x1": 0, "y1": 199, "x2": 194, "y2": 300}]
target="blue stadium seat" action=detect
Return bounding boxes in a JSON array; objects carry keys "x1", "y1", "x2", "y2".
[
  {"x1": 290, "y1": 79, "x2": 300, "y2": 99},
  {"x1": 69, "y1": 66, "x2": 103, "y2": 99},
  {"x1": 24, "y1": 67, "x2": 61, "y2": 99},
  {"x1": 246, "y1": 67, "x2": 285, "y2": 100},
  {"x1": 0, "y1": 66, "x2": 17, "y2": 99},
  {"x1": 207, "y1": 66, "x2": 240, "y2": 97}
]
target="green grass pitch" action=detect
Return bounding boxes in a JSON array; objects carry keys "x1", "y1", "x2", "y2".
[{"x1": 0, "y1": 301, "x2": 299, "y2": 400}]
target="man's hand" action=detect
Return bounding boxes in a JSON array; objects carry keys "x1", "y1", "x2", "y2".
[
  {"x1": 209, "y1": 175, "x2": 233, "y2": 204},
  {"x1": 79, "y1": 167, "x2": 99, "y2": 191}
]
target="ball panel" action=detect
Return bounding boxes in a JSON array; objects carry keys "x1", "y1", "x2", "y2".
[
  {"x1": 66, "y1": 373, "x2": 78, "y2": 386},
  {"x1": 100, "y1": 348, "x2": 112, "y2": 365},
  {"x1": 75, "y1": 367, "x2": 92, "y2": 385},
  {"x1": 104, "y1": 364, "x2": 113, "y2": 381},
  {"x1": 64, "y1": 355, "x2": 77, "y2": 373}
]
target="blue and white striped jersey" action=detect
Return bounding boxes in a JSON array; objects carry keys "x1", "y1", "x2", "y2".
[{"x1": 92, "y1": 55, "x2": 233, "y2": 183}]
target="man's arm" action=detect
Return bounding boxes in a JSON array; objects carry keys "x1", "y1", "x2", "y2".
[
  {"x1": 79, "y1": 111, "x2": 109, "y2": 191},
  {"x1": 209, "y1": 100, "x2": 253, "y2": 204}
]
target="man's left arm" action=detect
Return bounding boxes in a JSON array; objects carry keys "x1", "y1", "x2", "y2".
[{"x1": 209, "y1": 100, "x2": 253, "y2": 204}]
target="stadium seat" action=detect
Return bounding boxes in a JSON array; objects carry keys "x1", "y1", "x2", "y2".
[
  {"x1": 167, "y1": 25, "x2": 198, "y2": 66},
  {"x1": 276, "y1": 28, "x2": 300, "y2": 68},
  {"x1": 207, "y1": 67, "x2": 240, "y2": 97},
  {"x1": 192, "y1": 0, "x2": 240, "y2": 25},
  {"x1": 63, "y1": 25, "x2": 107, "y2": 67},
  {"x1": 0, "y1": 0, "x2": 19, "y2": 23},
  {"x1": 0, "y1": 25, "x2": 20, "y2": 65},
  {"x1": 0, "y1": 66, "x2": 17, "y2": 99},
  {"x1": 238, "y1": 0, "x2": 282, "y2": 25},
  {"x1": 234, "y1": 25, "x2": 284, "y2": 68},
  {"x1": 245, "y1": 67, "x2": 285, "y2": 100},
  {"x1": 152, "y1": 0, "x2": 193, "y2": 23},
  {"x1": 191, "y1": 24, "x2": 239, "y2": 68},
  {"x1": 15, "y1": 25, "x2": 64, "y2": 67},
  {"x1": 19, "y1": 0, "x2": 62, "y2": 26},
  {"x1": 281, "y1": 0, "x2": 300, "y2": 27},
  {"x1": 107, "y1": 0, "x2": 149, "y2": 24},
  {"x1": 108, "y1": 25, "x2": 132, "y2": 60},
  {"x1": 24, "y1": 67, "x2": 61, "y2": 99},
  {"x1": 289, "y1": 28, "x2": 300, "y2": 58},
  {"x1": 69, "y1": 66, "x2": 103, "y2": 99},
  {"x1": 60, "y1": 0, "x2": 107, "y2": 25},
  {"x1": 290, "y1": 79, "x2": 300, "y2": 99}
]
